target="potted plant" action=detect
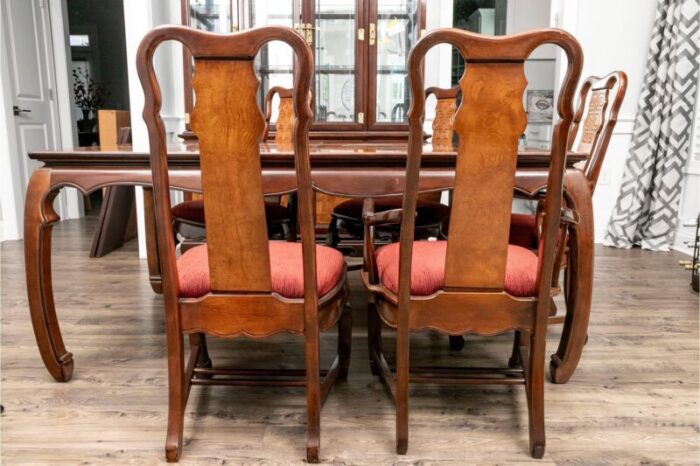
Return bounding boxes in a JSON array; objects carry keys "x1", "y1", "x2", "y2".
[{"x1": 72, "y1": 67, "x2": 109, "y2": 132}]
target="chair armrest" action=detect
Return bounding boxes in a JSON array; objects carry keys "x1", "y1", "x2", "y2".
[
  {"x1": 362, "y1": 199, "x2": 416, "y2": 284},
  {"x1": 362, "y1": 199, "x2": 380, "y2": 283},
  {"x1": 363, "y1": 208, "x2": 404, "y2": 227},
  {"x1": 560, "y1": 207, "x2": 579, "y2": 226},
  {"x1": 548, "y1": 208, "x2": 578, "y2": 290}
]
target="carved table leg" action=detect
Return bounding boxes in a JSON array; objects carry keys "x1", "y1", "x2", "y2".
[
  {"x1": 143, "y1": 187, "x2": 163, "y2": 294},
  {"x1": 24, "y1": 169, "x2": 74, "y2": 382},
  {"x1": 550, "y1": 170, "x2": 594, "y2": 384}
]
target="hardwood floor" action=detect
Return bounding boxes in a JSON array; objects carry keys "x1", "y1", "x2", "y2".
[{"x1": 2, "y1": 217, "x2": 698, "y2": 464}]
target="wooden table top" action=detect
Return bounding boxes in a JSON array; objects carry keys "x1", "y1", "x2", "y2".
[{"x1": 29, "y1": 142, "x2": 586, "y2": 169}]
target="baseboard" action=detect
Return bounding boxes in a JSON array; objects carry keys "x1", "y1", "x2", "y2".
[{"x1": 673, "y1": 229, "x2": 696, "y2": 256}]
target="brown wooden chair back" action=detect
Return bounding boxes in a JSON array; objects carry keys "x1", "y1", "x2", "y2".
[
  {"x1": 263, "y1": 86, "x2": 295, "y2": 144},
  {"x1": 137, "y1": 25, "x2": 316, "y2": 303},
  {"x1": 568, "y1": 71, "x2": 627, "y2": 191},
  {"x1": 425, "y1": 85, "x2": 460, "y2": 148},
  {"x1": 402, "y1": 28, "x2": 582, "y2": 305}
]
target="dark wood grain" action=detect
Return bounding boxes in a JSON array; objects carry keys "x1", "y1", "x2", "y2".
[
  {"x1": 191, "y1": 58, "x2": 272, "y2": 293},
  {"x1": 445, "y1": 62, "x2": 527, "y2": 290}
]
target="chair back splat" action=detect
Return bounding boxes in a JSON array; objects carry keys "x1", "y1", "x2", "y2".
[
  {"x1": 137, "y1": 26, "x2": 314, "y2": 300},
  {"x1": 425, "y1": 85, "x2": 460, "y2": 149},
  {"x1": 263, "y1": 86, "x2": 295, "y2": 144},
  {"x1": 568, "y1": 71, "x2": 627, "y2": 191}
]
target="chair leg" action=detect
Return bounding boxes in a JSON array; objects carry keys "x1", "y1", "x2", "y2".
[
  {"x1": 305, "y1": 328, "x2": 322, "y2": 463},
  {"x1": 448, "y1": 335, "x2": 465, "y2": 352},
  {"x1": 367, "y1": 299, "x2": 382, "y2": 376},
  {"x1": 165, "y1": 331, "x2": 186, "y2": 462},
  {"x1": 508, "y1": 331, "x2": 522, "y2": 368},
  {"x1": 526, "y1": 330, "x2": 546, "y2": 458},
  {"x1": 337, "y1": 304, "x2": 353, "y2": 380},
  {"x1": 327, "y1": 217, "x2": 340, "y2": 248},
  {"x1": 189, "y1": 333, "x2": 213, "y2": 379},
  {"x1": 285, "y1": 219, "x2": 297, "y2": 242},
  {"x1": 395, "y1": 316, "x2": 409, "y2": 454}
]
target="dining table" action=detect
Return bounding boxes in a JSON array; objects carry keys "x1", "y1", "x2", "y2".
[{"x1": 24, "y1": 141, "x2": 594, "y2": 386}]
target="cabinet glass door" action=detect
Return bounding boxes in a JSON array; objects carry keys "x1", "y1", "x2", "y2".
[
  {"x1": 249, "y1": 1, "x2": 301, "y2": 110},
  {"x1": 312, "y1": 0, "x2": 360, "y2": 126},
  {"x1": 188, "y1": 0, "x2": 241, "y2": 32},
  {"x1": 370, "y1": 0, "x2": 421, "y2": 127}
]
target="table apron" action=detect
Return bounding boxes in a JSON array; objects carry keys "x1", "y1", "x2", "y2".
[{"x1": 46, "y1": 167, "x2": 551, "y2": 198}]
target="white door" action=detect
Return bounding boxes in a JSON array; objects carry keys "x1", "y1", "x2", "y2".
[{"x1": 1, "y1": 0, "x2": 61, "y2": 205}]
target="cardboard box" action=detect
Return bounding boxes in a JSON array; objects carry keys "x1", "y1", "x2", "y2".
[{"x1": 98, "y1": 110, "x2": 130, "y2": 149}]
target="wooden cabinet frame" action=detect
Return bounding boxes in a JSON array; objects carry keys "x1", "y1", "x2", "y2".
[{"x1": 180, "y1": 0, "x2": 426, "y2": 140}]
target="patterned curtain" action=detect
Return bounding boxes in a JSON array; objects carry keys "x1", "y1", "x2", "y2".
[{"x1": 604, "y1": 0, "x2": 699, "y2": 251}]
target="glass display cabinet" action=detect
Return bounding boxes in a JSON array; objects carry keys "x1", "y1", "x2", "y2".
[{"x1": 181, "y1": 0, "x2": 426, "y2": 140}]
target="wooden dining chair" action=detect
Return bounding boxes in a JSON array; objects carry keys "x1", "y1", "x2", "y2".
[
  {"x1": 361, "y1": 28, "x2": 582, "y2": 457},
  {"x1": 169, "y1": 86, "x2": 297, "y2": 245},
  {"x1": 446, "y1": 71, "x2": 627, "y2": 352},
  {"x1": 455, "y1": 71, "x2": 626, "y2": 351},
  {"x1": 425, "y1": 85, "x2": 460, "y2": 148},
  {"x1": 137, "y1": 25, "x2": 352, "y2": 463},
  {"x1": 325, "y1": 89, "x2": 454, "y2": 250},
  {"x1": 510, "y1": 71, "x2": 628, "y2": 250},
  {"x1": 263, "y1": 85, "x2": 294, "y2": 144}
]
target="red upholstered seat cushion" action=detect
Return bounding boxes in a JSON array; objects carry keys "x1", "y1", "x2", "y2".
[
  {"x1": 171, "y1": 199, "x2": 291, "y2": 225},
  {"x1": 442, "y1": 212, "x2": 539, "y2": 249},
  {"x1": 172, "y1": 199, "x2": 206, "y2": 224},
  {"x1": 375, "y1": 240, "x2": 539, "y2": 297},
  {"x1": 177, "y1": 242, "x2": 345, "y2": 299},
  {"x1": 333, "y1": 198, "x2": 450, "y2": 226},
  {"x1": 509, "y1": 213, "x2": 539, "y2": 249}
]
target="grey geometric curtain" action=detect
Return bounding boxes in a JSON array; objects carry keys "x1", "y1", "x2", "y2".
[{"x1": 604, "y1": 0, "x2": 700, "y2": 251}]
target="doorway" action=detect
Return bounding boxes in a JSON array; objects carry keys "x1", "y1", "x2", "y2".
[{"x1": 66, "y1": 0, "x2": 131, "y2": 219}]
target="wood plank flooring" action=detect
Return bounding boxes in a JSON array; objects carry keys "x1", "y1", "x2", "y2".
[{"x1": 1, "y1": 217, "x2": 698, "y2": 464}]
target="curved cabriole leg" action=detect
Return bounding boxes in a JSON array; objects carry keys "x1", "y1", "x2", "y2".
[
  {"x1": 550, "y1": 171, "x2": 594, "y2": 384},
  {"x1": 305, "y1": 323, "x2": 321, "y2": 463},
  {"x1": 326, "y1": 216, "x2": 340, "y2": 248},
  {"x1": 24, "y1": 169, "x2": 74, "y2": 382},
  {"x1": 508, "y1": 330, "x2": 522, "y2": 368},
  {"x1": 190, "y1": 333, "x2": 212, "y2": 379},
  {"x1": 337, "y1": 304, "x2": 353, "y2": 380},
  {"x1": 448, "y1": 335, "x2": 465, "y2": 352}
]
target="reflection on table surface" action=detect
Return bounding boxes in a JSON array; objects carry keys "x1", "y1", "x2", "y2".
[{"x1": 38, "y1": 141, "x2": 571, "y2": 159}]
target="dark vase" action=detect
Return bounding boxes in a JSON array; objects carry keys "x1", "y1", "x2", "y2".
[{"x1": 77, "y1": 109, "x2": 94, "y2": 132}]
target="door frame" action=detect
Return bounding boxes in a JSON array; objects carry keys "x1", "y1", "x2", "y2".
[
  {"x1": 0, "y1": 0, "x2": 82, "y2": 241},
  {"x1": 366, "y1": 0, "x2": 426, "y2": 132},
  {"x1": 49, "y1": 0, "x2": 83, "y2": 220}
]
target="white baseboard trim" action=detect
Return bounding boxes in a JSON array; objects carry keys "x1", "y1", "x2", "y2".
[{"x1": 673, "y1": 228, "x2": 696, "y2": 256}]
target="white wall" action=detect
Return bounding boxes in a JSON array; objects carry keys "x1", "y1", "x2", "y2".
[
  {"x1": 123, "y1": 0, "x2": 185, "y2": 257},
  {"x1": 50, "y1": 0, "x2": 84, "y2": 222},
  {"x1": 553, "y1": 0, "x2": 658, "y2": 242},
  {"x1": 423, "y1": 0, "x2": 454, "y2": 132},
  {"x1": 674, "y1": 84, "x2": 700, "y2": 255}
]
